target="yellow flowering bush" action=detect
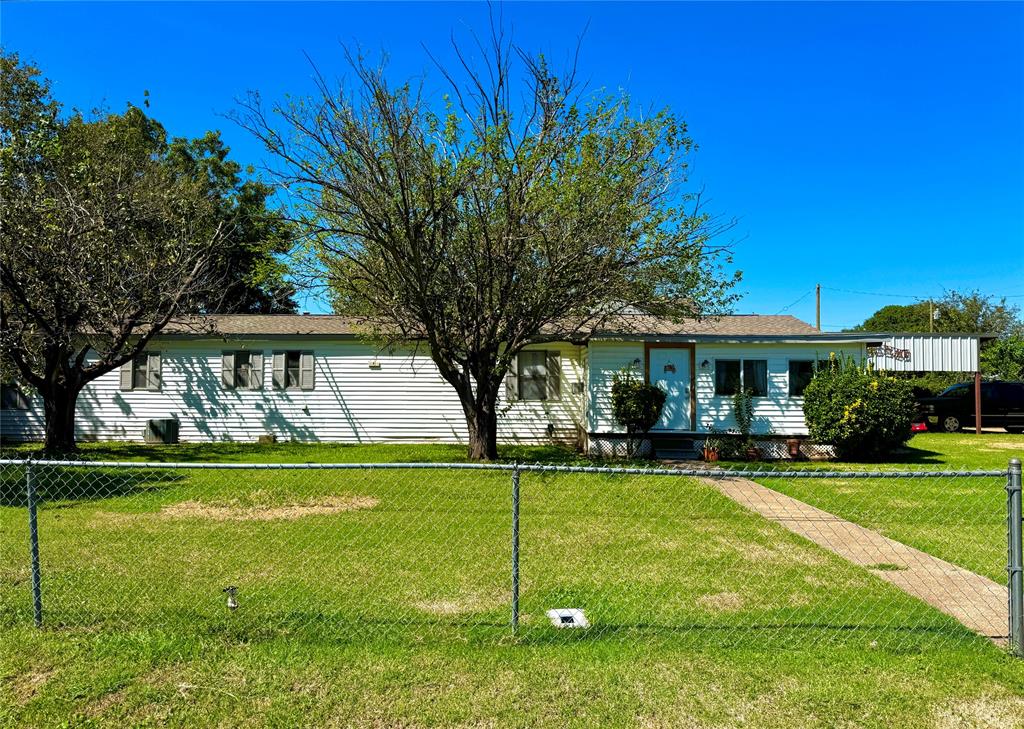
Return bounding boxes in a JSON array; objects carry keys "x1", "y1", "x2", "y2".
[{"x1": 802, "y1": 354, "x2": 916, "y2": 460}]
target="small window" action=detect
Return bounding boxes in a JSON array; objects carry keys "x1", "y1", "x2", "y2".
[
  {"x1": 273, "y1": 351, "x2": 314, "y2": 390},
  {"x1": 132, "y1": 354, "x2": 149, "y2": 390},
  {"x1": 518, "y1": 351, "x2": 548, "y2": 401},
  {"x1": 789, "y1": 360, "x2": 814, "y2": 397},
  {"x1": 743, "y1": 360, "x2": 768, "y2": 397},
  {"x1": 0, "y1": 383, "x2": 30, "y2": 410},
  {"x1": 714, "y1": 360, "x2": 741, "y2": 396},
  {"x1": 510, "y1": 350, "x2": 561, "y2": 402},
  {"x1": 120, "y1": 352, "x2": 162, "y2": 392},
  {"x1": 222, "y1": 351, "x2": 264, "y2": 390}
]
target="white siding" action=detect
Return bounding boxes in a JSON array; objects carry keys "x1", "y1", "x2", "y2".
[
  {"x1": 2, "y1": 339, "x2": 586, "y2": 445},
  {"x1": 694, "y1": 343, "x2": 861, "y2": 436},
  {"x1": 587, "y1": 341, "x2": 645, "y2": 433}
]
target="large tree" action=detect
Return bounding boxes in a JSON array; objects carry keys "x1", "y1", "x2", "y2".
[
  {"x1": 0, "y1": 52, "x2": 284, "y2": 452},
  {"x1": 166, "y1": 132, "x2": 297, "y2": 313},
  {"x1": 238, "y1": 35, "x2": 737, "y2": 459}
]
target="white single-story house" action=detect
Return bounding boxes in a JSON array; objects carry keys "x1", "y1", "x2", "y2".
[{"x1": 0, "y1": 313, "x2": 989, "y2": 454}]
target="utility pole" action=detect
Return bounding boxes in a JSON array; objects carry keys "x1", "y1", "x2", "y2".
[
  {"x1": 815, "y1": 284, "x2": 821, "y2": 331},
  {"x1": 930, "y1": 300, "x2": 934, "y2": 333}
]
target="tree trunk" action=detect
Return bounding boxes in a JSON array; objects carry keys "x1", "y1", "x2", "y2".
[
  {"x1": 465, "y1": 400, "x2": 499, "y2": 461},
  {"x1": 42, "y1": 386, "x2": 80, "y2": 454}
]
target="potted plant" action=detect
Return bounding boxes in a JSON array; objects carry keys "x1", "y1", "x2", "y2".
[{"x1": 702, "y1": 428, "x2": 721, "y2": 462}]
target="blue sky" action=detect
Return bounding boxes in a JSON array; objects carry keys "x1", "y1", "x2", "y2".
[{"x1": 4, "y1": 1, "x2": 1023, "y2": 327}]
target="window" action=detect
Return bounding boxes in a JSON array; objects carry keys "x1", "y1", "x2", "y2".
[
  {"x1": 272, "y1": 351, "x2": 314, "y2": 390},
  {"x1": 743, "y1": 360, "x2": 768, "y2": 397},
  {"x1": 120, "y1": 352, "x2": 162, "y2": 391},
  {"x1": 509, "y1": 350, "x2": 561, "y2": 402},
  {"x1": 222, "y1": 351, "x2": 264, "y2": 390},
  {"x1": 715, "y1": 359, "x2": 767, "y2": 397},
  {"x1": 0, "y1": 383, "x2": 30, "y2": 410},
  {"x1": 714, "y1": 360, "x2": 741, "y2": 396},
  {"x1": 789, "y1": 361, "x2": 814, "y2": 397}
]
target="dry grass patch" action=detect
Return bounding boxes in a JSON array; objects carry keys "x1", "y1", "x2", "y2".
[
  {"x1": 414, "y1": 592, "x2": 506, "y2": 616},
  {"x1": 696, "y1": 592, "x2": 745, "y2": 612},
  {"x1": 981, "y1": 442, "x2": 1024, "y2": 451},
  {"x1": 6, "y1": 667, "x2": 55, "y2": 706},
  {"x1": 933, "y1": 692, "x2": 1024, "y2": 729},
  {"x1": 160, "y1": 495, "x2": 378, "y2": 522}
]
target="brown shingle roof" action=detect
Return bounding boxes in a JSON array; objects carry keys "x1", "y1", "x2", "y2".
[
  {"x1": 590, "y1": 314, "x2": 819, "y2": 337},
  {"x1": 159, "y1": 313, "x2": 818, "y2": 338},
  {"x1": 162, "y1": 314, "x2": 361, "y2": 336}
]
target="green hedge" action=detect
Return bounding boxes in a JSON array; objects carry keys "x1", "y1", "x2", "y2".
[{"x1": 802, "y1": 355, "x2": 916, "y2": 461}]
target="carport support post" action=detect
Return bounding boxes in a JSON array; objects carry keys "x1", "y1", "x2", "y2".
[
  {"x1": 975, "y1": 371, "x2": 983, "y2": 435},
  {"x1": 26, "y1": 461, "x2": 42, "y2": 628},
  {"x1": 511, "y1": 463, "x2": 520, "y2": 632},
  {"x1": 1008, "y1": 458, "x2": 1023, "y2": 656}
]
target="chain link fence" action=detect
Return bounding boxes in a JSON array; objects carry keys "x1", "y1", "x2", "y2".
[{"x1": 1, "y1": 458, "x2": 1020, "y2": 654}]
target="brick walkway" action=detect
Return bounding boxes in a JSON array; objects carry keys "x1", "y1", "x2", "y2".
[{"x1": 702, "y1": 476, "x2": 1009, "y2": 642}]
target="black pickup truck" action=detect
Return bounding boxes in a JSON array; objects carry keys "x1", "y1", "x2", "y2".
[{"x1": 917, "y1": 381, "x2": 1024, "y2": 433}]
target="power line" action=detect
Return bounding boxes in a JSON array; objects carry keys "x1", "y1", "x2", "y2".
[
  {"x1": 821, "y1": 286, "x2": 1024, "y2": 301},
  {"x1": 774, "y1": 289, "x2": 814, "y2": 315}
]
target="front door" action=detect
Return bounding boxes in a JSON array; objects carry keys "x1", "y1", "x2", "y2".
[{"x1": 649, "y1": 348, "x2": 691, "y2": 431}]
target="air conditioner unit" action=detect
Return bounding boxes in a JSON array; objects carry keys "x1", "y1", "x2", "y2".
[{"x1": 144, "y1": 418, "x2": 179, "y2": 444}]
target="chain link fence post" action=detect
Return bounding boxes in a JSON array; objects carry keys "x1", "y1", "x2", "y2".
[
  {"x1": 26, "y1": 459, "x2": 43, "y2": 628},
  {"x1": 1008, "y1": 458, "x2": 1023, "y2": 656},
  {"x1": 511, "y1": 462, "x2": 520, "y2": 632}
]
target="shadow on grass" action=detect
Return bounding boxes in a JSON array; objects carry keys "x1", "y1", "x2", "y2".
[
  {"x1": 0, "y1": 464, "x2": 183, "y2": 507},
  {"x1": 1, "y1": 441, "x2": 591, "y2": 465},
  {"x1": 28, "y1": 609, "x2": 990, "y2": 655}
]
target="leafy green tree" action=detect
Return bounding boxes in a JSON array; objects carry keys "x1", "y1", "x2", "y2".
[
  {"x1": 981, "y1": 336, "x2": 1024, "y2": 381},
  {"x1": 167, "y1": 133, "x2": 296, "y2": 313},
  {"x1": 851, "y1": 302, "x2": 932, "y2": 333},
  {"x1": 238, "y1": 37, "x2": 738, "y2": 460},
  {"x1": 0, "y1": 52, "x2": 291, "y2": 452},
  {"x1": 853, "y1": 291, "x2": 1019, "y2": 337}
]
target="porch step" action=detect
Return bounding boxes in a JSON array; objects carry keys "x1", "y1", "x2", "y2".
[
  {"x1": 652, "y1": 436, "x2": 696, "y2": 459},
  {"x1": 656, "y1": 449, "x2": 700, "y2": 461}
]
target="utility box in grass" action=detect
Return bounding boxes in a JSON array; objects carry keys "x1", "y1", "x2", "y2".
[{"x1": 144, "y1": 418, "x2": 179, "y2": 444}]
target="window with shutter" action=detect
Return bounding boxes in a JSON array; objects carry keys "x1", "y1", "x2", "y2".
[
  {"x1": 517, "y1": 351, "x2": 549, "y2": 401},
  {"x1": 131, "y1": 354, "x2": 149, "y2": 390},
  {"x1": 272, "y1": 350, "x2": 312, "y2": 390},
  {"x1": 146, "y1": 352, "x2": 162, "y2": 391}
]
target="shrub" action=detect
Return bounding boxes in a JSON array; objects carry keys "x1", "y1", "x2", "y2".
[
  {"x1": 802, "y1": 354, "x2": 916, "y2": 461},
  {"x1": 732, "y1": 388, "x2": 754, "y2": 443},
  {"x1": 611, "y1": 368, "x2": 666, "y2": 458}
]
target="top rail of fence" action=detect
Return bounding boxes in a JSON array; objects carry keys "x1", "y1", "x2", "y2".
[{"x1": 0, "y1": 458, "x2": 1008, "y2": 478}]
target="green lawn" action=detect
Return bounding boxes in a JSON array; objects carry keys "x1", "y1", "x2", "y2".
[
  {"x1": 751, "y1": 432, "x2": 1023, "y2": 583},
  {"x1": 2, "y1": 436, "x2": 1024, "y2": 726}
]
